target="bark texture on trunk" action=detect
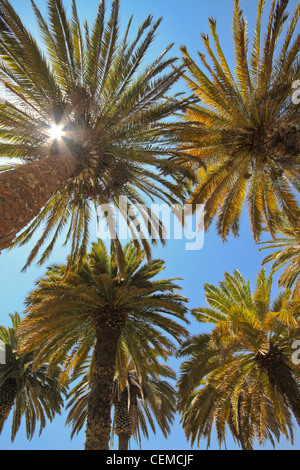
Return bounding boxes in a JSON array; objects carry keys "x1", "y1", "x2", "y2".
[
  {"x1": 114, "y1": 388, "x2": 134, "y2": 450},
  {"x1": 118, "y1": 432, "x2": 130, "y2": 450},
  {"x1": 84, "y1": 325, "x2": 122, "y2": 451},
  {"x1": 0, "y1": 151, "x2": 80, "y2": 251},
  {"x1": 0, "y1": 377, "x2": 18, "y2": 432},
  {"x1": 266, "y1": 360, "x2": 300, "y2": 426},
  {"x1": 257, "y1": 345, "x2": 300, "y2": 426}
]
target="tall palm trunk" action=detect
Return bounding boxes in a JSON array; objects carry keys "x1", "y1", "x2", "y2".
[
  {"x1": 257, "y1": 345, "x2": 300, "y2": 426},
  {"x1": 118, "y1": 432, "x2": 130, "y2": 451},
  {"x1": 266, "y1": 359, "x2": 300, "y2": 427},
  {"x1": 114, "y1": 389, "x2": 134, "y2": 450},
  {"x1": 0, "y1": 151, "x2": 80, "y2": 251},
  {"x1": 84, "y1": 322, "x2": 123, "y2": 451},
  {"x1": 0, "y1": 377, "x2": 18, "y2": 432}
]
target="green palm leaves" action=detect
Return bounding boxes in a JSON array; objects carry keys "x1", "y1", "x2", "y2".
[
  {"x1": 0, "y1": 313, "x2": 64, "y2": 441},
  {"x1": 0, "y1": 0, "x2": 299, "y2": 451},
  {"x1": 178, "y1": 269, "x2": 300, "y2": 449},
  {"x1": 17, "y1": 240, "x2": 188, "y2": 449},
  {"x1": 18, "y1": 241, "x2": 188, "y2": 376},
  {"x1": 0, "y1": 0, "x2": 192, "y2": 268},
  {"x1": 259, "y1": 216, "x2": 300, "y2": 296},
  {"x1": 66, "y1": 350, "x2": 177, "y2": 450},
  {"x1": 180, "y1": 0, "x2": 300, "y2": 241}
]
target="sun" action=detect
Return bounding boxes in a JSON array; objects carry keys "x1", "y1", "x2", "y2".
[{"x1": 48, "y1": 124, "x2": 65, "y2": 141}]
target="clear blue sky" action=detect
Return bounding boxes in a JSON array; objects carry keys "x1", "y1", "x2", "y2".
[{"x1": 0, "y1": 0, "x2": 299, "y2": 451}]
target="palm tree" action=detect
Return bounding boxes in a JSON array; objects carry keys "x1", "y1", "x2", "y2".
[
  {"x1": 0, "y1": 0, "x2": 193, "y2": 268},
  {"x1": 177, "y1": 269, "x2": 300, "y2": 450},
  {"x1": 17, "y1": 241, "x2": 189, "y2": 450},
  {"x1": 66, "y1": 346, "x2": 177, "y2": 450},
  {"x1": 0, "y1": 312, "x2": 64, "y2": 441},
  {"x1": 114, "y1": 348, "x2": 177, "y2": 450},
  {"x1": 113, "y1": 368, "x2": 144, "y2": 450},
  {"x1": 259, "y1": 216, "x2": 300, "y2": 296},
  {"x1": 178, "y1": 0, "x2": 300, "y2": 242}
]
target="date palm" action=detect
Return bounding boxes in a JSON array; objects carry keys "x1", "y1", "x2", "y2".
[
  {"x1": 0, "y1": 312, "x2": 64, "y2": 441},
  {"x1": 179, "y1": 0, "x2": 300, "y2": 242},
  {"x1": 113, "y1": 368, "x2": 145, "y2": 450},
  {"x1": 0, "y1": 0, "x2": 193, "y2": 269},
  {"x1": 66, "y1": 347, "x2": 177, "y2": 450},
  {"x1": 178, "y1": 269, "x2": 300, "y2": 450},
  {"x1": 17, "y1": 241, "x2": 188, "y2": 450},
  {"x1": 114, "y1": 348, "x2": 177, "y2": 450}
]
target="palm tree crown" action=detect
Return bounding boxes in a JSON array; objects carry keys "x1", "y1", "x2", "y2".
[
  {"x1": 17, "y1": 240, "x2": 188, "y2": 449},
  {"x1": 0, "y1": 0, "x2": 193, "y2": 267},
  {"x1": 178, "y1": 269, "x2": 300, "y2": 449},
  {"x1": 0, "y1": 313, "x2": 64, "y2": 441},
  {"x1": 17, "y1": 241, "x2": 189, "y2": 375},
  {"x1": 179, "y1": 0, "x2": 300, "y2": 241}
]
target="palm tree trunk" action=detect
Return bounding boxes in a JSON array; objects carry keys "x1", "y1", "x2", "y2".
[
  {"x1": 84, "y1": 324, "x2": 123, "y2": 451},
  {"x1": 114, "y1": 388, "x2": 134, "y2": 450},
  {"x1": 266, "y1": 359, "x2": 300, "y2": 426},
  {"x1": 0, "y1": 377, "x2": 18, "y2": 432},
  {"x1": 118, "y1": 432, "x2": 130, "y2": 450},
  {"x1": 0, "y1": 151, "x2": 80, "y2": 251},
  {"x1": 257, "y1": 345, "x2": 300, "y2": 426}
]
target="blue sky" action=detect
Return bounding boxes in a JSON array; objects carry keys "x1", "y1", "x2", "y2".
[{"x1": 0, "y1": 0, "x2": 299, "y2": 451}]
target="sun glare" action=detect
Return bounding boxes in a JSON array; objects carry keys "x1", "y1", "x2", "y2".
[{"x1": 48, "y1": 124, "x2": 65, "y2": 141}]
